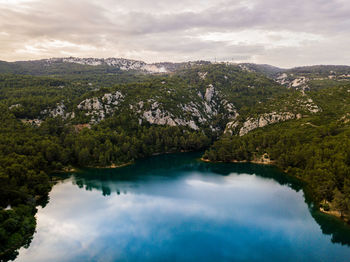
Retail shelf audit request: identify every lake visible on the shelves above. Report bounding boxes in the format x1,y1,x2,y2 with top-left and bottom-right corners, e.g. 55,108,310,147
14,153,350,262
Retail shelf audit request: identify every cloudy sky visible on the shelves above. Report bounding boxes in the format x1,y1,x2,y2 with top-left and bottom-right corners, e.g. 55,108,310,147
0,0,349,67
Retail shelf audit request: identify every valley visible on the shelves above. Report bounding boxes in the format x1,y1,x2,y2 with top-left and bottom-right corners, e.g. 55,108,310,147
1,57,350,261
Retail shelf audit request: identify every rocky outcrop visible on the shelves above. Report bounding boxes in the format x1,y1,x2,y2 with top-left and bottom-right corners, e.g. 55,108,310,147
9,104,22,110
225,121,239,134
202,84,222,117
240,112,297,136
226,112,299,136
198,72,208,80
135,83,239,131
143,109,177,126
20,119,43,126
222,99,239,119
41,102,67,118
204,84,215,102
180,103,206,123
77,91,124,123
275,73,310,91
50,102,66,118
140,100,200,130
297,93,322,113
142,108,200,130
78,91,123,111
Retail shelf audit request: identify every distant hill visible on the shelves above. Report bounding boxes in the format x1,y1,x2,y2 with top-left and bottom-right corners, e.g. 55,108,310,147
237,63,285,77
0,57,210,76
1,58,349,91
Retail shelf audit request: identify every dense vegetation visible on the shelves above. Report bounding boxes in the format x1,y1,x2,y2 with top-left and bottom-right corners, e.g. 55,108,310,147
1,60,350,260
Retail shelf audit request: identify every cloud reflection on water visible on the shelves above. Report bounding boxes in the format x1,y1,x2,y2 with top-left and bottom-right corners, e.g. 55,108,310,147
15,154,350,262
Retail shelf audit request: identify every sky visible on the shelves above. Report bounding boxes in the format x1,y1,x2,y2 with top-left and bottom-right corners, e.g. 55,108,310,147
0,0,349,68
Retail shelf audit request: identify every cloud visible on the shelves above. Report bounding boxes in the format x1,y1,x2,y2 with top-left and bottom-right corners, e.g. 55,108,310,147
0,0,349,67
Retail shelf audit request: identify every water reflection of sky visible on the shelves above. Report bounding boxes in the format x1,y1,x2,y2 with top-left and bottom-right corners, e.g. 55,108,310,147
16,164,350,262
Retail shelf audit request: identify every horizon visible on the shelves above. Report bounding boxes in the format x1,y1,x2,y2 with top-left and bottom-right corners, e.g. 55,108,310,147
2,56,350,70
0,0,350,67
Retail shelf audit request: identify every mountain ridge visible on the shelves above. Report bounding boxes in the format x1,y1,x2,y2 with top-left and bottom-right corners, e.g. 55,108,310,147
2,56,350,76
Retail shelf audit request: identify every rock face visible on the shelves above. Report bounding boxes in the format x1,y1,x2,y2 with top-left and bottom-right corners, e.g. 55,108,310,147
50,103,66,118
222,99,238,119
41,102,67,118
298,97,321,113
239,112,296,136
143,109,177,126
205,84,215,102
139,100,202,130
9,104,21,110
77,91,124,123
130,84,237,131
275,73,310,91
225,112,297,136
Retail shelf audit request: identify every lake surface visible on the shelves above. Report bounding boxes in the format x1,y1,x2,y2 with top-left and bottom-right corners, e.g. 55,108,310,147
15,153,350,262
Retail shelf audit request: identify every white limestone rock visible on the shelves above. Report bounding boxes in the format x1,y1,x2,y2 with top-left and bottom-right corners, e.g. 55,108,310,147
275,73,310,91
297,95,322,113
20,119,43,126
222,100,238,118
77,91,124,123
204,84,215,102
239,112,296,136
198,72,208,80
141,101,200,130
41,102,66,118
224,121,239,134
78,97,103,111
9,104,22,110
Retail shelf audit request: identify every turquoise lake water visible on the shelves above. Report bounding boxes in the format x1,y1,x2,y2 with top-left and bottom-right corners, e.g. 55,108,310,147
15,153,350,261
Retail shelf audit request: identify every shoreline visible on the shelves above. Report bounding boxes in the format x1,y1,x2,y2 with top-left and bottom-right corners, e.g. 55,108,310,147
81,161,134,169
319,207,350,223
58,153,347,224
201,156,348,224
58,162,134,172
319,208,343,219
108,162,133,169
200,157,275,165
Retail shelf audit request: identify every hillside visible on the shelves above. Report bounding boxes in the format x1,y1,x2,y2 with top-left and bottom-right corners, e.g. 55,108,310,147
2,63,294,131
